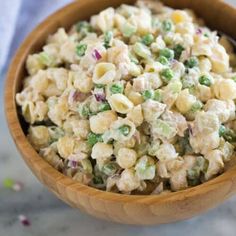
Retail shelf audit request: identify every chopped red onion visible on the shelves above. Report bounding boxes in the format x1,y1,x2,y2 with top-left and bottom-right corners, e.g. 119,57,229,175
181,48,191,62
94,93,106,102
196,28,202,35
93,87,106,102
68,90,89,104
18,215,31,227
170,58,178,65
92,49,102,61
188,124,193,136
133,131,141,145
68,160,78,169
13,182,23,192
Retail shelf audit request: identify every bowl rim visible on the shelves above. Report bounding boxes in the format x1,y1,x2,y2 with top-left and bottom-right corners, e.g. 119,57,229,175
4,0,236,205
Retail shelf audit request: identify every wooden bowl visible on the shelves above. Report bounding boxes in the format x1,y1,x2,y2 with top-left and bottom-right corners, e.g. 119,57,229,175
5,0,236,225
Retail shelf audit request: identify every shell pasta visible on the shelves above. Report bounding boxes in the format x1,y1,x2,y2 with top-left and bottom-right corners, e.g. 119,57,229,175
16,0,236,195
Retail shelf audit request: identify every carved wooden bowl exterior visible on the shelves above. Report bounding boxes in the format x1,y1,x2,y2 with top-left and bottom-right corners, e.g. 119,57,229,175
5,0,236,225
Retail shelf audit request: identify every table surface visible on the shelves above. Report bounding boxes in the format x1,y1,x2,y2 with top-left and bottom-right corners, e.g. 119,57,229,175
1,1,236,235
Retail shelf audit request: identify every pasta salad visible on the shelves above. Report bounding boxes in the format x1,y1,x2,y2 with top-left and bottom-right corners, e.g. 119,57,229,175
16,0,236,194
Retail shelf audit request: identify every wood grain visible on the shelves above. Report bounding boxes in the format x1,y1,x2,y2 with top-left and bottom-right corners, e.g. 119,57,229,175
4,0,236,225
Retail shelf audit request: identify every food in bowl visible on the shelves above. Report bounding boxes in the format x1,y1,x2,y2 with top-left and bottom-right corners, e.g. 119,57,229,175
16,0,236,195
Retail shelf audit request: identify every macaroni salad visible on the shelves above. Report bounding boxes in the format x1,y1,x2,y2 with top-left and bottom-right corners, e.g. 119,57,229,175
16,0,236,194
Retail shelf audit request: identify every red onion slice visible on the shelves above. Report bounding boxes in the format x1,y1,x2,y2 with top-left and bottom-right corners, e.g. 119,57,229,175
68,89,90,104
92,49,102,61
18,215,31,227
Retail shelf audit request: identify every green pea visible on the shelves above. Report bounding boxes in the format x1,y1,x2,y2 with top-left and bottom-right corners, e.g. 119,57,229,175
176,132,193,156
187,169,201,186
99,102,111,112
79,105,90,118
92,176,104,185
184,57,199,68
173,44,185,60
158,56,169,65
141,33,154,46
231,76,236,82
196,156,209,173
181,76,195,89
198,75,212,87
190,101,203,112
219,125,226,137
87,132,103,146
119,125,131,136
142,90,154,101
219,125,236,142
110,84,124,94
162,20,173,32
104,31,113,49
159,48,174,60
76,44,87,57
76,21,93,33
160,68,174,83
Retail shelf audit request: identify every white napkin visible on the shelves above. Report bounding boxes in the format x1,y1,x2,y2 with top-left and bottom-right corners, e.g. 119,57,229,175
0,0,22,71
0,0,71,74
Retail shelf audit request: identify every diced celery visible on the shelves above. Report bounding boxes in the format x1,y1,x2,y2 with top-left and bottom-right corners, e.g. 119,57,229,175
48,126,65,142
102,162,119,176
129,52,139,64
39,52,54,67
81,159,93,174
3,178,15,189
135,156,156,180
104,31,113,48
121,22,137,37
153,89,163,102
133,42,151,59
231,76,236,82
154,119,176,139
168,81,182,93
78,104,90,118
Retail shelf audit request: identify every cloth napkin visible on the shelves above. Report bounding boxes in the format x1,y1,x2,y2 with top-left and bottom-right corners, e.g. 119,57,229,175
0,0,72,75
